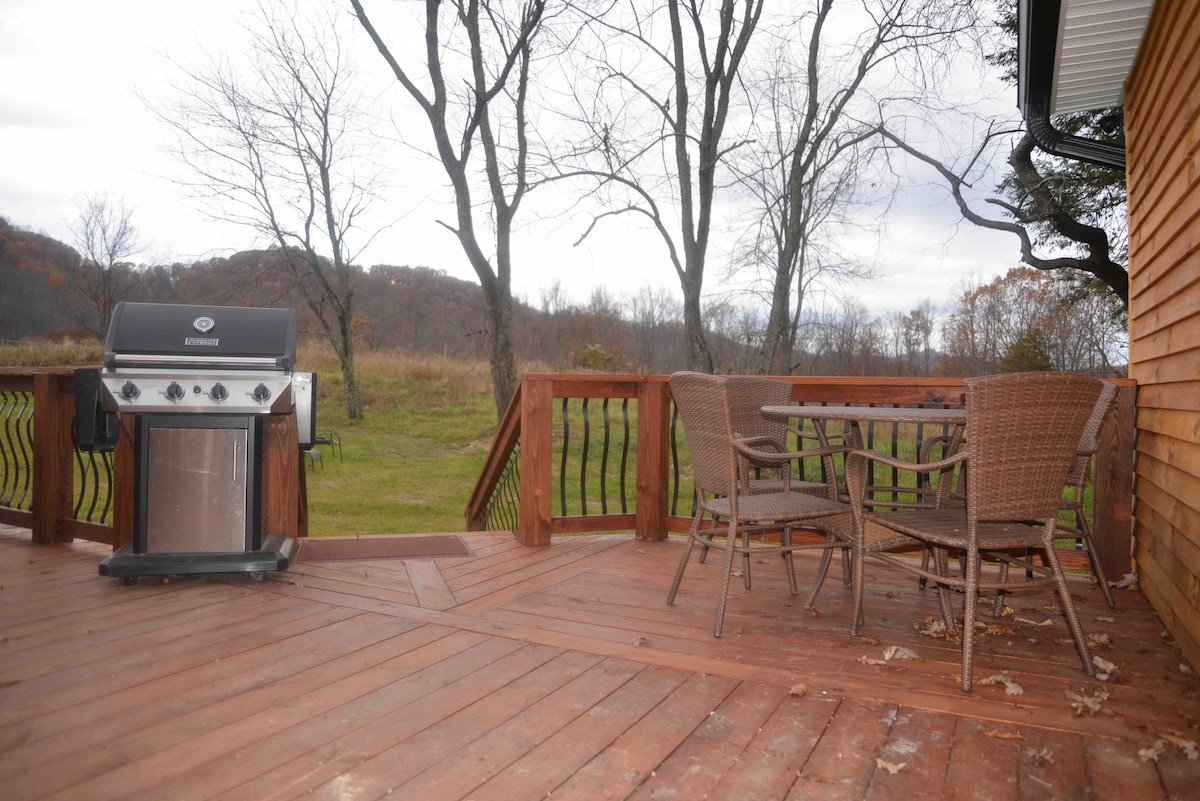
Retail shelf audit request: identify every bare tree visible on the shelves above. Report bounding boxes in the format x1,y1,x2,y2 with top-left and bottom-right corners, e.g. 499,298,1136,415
152,0,377,418
554,0,765,373
873,6,1128,310
877,125,1129,306
68,192,142,337
351,0,546,418
730,0,979,375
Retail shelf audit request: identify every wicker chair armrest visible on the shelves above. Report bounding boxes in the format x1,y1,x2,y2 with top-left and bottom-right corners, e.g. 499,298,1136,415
732,438,851,464
845,448,967,513
735,435,786,453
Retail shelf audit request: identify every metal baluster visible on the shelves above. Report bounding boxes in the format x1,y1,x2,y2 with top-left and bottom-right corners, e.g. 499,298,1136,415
559,397,569,517
0,392,14,506
599,398,610,516
579,398,590,516
619,398,629,514
15,392,33,508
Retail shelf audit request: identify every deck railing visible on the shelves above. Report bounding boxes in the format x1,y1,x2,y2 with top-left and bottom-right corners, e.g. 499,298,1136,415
465,373,1137,581
0,368,116,546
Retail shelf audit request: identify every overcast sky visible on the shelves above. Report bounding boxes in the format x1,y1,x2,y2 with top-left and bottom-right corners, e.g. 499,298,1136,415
1,0,1025,317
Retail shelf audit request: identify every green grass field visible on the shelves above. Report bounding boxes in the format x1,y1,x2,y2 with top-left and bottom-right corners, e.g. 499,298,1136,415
296,343,499,536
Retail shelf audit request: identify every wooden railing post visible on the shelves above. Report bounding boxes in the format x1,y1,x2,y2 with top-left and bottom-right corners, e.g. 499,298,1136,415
518,378,554,546
111,415,136,549
31,373,74,545
635,378,669,541
1093,382,1137,581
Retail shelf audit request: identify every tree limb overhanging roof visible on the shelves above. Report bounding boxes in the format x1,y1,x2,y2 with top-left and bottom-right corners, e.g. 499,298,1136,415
1017,0,1154,170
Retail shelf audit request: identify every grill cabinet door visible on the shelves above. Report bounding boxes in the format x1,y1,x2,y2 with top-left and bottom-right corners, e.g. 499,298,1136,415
144,426,249,553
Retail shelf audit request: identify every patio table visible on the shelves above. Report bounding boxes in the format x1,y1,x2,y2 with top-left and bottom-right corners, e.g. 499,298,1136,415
761,404,967,509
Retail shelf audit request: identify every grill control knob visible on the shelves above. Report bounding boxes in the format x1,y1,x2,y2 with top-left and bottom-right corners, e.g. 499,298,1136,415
252,383,272,403
210,382,228,401
165,381,185,401
120,381,140,400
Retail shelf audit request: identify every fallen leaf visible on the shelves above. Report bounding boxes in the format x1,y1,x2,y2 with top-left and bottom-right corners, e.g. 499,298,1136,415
981,727,1026,741
919,619,949,638
861,636,881,646
1087,632,1113,649
810,607,824,617
1066,687,1111,716
1015,617,1053,627
1024,747,1055,766
1095,616,1114,623
1092,656,1116,674
1172,738,1200,760
979,675,1025,695
882,646,922,662
1139,739,1168,763
789,683,807,697
858,656,888,667
875,759,905,774
631,636,650,647
1110,571,1138,589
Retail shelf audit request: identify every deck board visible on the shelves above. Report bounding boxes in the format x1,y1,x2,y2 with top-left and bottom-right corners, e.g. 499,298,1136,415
1,524,1198,800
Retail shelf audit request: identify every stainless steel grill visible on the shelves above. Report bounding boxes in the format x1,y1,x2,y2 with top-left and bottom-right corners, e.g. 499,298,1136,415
88,302,302,584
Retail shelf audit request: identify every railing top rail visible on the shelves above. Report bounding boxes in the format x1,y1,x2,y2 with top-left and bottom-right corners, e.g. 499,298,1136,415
0,367,80,377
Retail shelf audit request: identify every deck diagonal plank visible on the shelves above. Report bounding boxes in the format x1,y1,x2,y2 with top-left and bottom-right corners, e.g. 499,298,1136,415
0,607,402,775
2,525,1200,800
42,630,511,801
229,649,607,801
376,657,657,801
152,642,571,801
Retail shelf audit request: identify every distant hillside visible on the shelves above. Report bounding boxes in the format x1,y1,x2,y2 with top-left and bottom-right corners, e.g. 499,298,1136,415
0,217,692,372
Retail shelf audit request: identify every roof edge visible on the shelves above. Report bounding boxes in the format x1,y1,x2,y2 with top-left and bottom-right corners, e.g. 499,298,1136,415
1017,0,1127,171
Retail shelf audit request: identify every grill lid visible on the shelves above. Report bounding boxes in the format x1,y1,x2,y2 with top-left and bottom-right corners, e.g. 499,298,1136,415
104,302,297,371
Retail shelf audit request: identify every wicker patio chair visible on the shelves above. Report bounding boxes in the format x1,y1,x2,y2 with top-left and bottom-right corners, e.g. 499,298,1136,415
1057,380,1119,608
711,375,853,587
916,382,1119,605
845,372,1105,692
667,372,854,638
724,375,845,500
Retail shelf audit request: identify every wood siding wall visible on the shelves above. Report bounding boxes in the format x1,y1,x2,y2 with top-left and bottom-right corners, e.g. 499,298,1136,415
1125,0,1200,670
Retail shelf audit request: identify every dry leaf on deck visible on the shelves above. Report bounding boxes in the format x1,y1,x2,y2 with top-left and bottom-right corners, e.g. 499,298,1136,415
1139,739,1169,763
1066,687,1111,715
882,646,922,662
789,683,807,697
1015,617,1053,627
858,656,888,667
631,636,650,647
1111,571,1138,589
979,675,1025,695
1092,655,1116,674
981,727,1026,741
875,759,905,774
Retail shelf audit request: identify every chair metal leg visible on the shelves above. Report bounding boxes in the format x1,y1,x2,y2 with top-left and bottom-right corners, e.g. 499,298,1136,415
666,517,702,606
781,525,798,597
933,547,958,632
960,547,981,692
1043,543,1097,678
1078,514,1116,609
712,523,742,638
742,529,753,590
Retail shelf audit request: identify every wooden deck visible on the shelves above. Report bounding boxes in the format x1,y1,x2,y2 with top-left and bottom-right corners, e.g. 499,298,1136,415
2,524,1198,800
